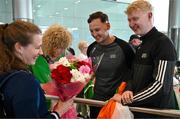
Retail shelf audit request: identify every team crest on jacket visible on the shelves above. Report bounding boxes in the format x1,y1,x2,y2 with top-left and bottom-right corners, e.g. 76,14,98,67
141,53,147,59
110,54,116,58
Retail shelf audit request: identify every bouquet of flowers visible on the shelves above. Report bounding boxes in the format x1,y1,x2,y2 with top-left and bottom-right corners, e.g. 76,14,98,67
42,56,94,119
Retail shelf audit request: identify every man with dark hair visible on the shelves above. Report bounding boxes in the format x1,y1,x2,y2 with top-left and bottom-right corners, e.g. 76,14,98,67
87,11,134,118
87,11,109,23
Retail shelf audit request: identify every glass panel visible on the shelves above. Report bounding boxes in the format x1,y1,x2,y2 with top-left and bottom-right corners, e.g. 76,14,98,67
32,0,133,53
0,0,13,23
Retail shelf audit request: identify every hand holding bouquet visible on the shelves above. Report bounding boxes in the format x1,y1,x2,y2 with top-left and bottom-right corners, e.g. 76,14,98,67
42,56,94,119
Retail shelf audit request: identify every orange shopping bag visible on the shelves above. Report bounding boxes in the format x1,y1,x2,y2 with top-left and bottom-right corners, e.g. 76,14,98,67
97,82,127,119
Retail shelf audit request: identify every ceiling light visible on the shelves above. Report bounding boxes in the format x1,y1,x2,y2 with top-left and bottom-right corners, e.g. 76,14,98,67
68,27,78,31
75,0,80,4
64,8,68,10
0,22,4,24
55,12,59,14
37,5,41,8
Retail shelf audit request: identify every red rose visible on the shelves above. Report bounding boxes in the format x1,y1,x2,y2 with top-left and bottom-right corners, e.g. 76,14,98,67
76,61,91,68
51,65,72,84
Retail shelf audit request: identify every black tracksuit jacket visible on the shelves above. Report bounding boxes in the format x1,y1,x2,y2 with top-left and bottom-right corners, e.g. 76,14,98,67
127,27,177,116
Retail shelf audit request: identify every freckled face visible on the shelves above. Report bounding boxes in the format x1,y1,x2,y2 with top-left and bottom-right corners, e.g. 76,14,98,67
127,10,151,36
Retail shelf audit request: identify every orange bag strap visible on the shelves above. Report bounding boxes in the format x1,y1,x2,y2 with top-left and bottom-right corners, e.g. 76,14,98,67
118,82,127,95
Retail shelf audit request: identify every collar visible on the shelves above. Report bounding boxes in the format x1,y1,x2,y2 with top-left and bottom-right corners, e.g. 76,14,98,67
140,27,158,42
98,36,117,47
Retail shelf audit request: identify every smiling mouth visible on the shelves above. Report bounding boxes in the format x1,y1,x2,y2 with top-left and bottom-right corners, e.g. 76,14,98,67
132,26,137,31
95,38,100,41
131,25,138,31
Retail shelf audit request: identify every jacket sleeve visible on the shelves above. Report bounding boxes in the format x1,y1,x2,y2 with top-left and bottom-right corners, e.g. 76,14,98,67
5,72,59,118
132,60,175,104
87,41,97,57
117,39,135,91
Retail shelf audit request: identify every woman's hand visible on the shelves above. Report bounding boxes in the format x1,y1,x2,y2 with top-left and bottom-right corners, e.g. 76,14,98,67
53,98,74,116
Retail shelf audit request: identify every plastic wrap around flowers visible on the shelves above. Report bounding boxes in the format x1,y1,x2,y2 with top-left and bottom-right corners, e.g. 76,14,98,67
42,56,94,119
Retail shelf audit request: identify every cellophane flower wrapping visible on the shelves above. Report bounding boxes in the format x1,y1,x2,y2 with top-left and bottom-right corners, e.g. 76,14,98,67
42,56,94,119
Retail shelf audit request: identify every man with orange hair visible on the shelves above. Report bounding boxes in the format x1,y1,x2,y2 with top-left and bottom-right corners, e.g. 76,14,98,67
112,0,177,118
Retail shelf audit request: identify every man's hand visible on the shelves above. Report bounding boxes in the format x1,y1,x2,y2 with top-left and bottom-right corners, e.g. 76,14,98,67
121,91,133,104
111,94,122,103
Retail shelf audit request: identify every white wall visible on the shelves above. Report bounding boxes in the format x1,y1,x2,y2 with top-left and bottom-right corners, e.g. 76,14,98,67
149,0,169,32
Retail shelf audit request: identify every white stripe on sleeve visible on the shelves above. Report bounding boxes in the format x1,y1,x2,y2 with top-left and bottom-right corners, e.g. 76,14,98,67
133,60,167,101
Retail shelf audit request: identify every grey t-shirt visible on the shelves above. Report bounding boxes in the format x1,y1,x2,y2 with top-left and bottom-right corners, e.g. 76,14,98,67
89,37,131,101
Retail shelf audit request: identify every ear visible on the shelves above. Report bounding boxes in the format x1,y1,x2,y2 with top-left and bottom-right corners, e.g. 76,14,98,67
14,42,23,54
106,22,110,30
148,12,152,19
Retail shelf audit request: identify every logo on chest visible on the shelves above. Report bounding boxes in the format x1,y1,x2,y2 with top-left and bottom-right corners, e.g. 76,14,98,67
141,53,148,59
110,54,116,59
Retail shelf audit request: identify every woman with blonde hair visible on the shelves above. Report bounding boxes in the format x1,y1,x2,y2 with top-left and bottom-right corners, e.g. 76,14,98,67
42,24,72,62
30,24,72,83
30,24,73,111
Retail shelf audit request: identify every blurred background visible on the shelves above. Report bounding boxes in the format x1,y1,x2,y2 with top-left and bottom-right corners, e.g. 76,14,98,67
0,0,171,54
